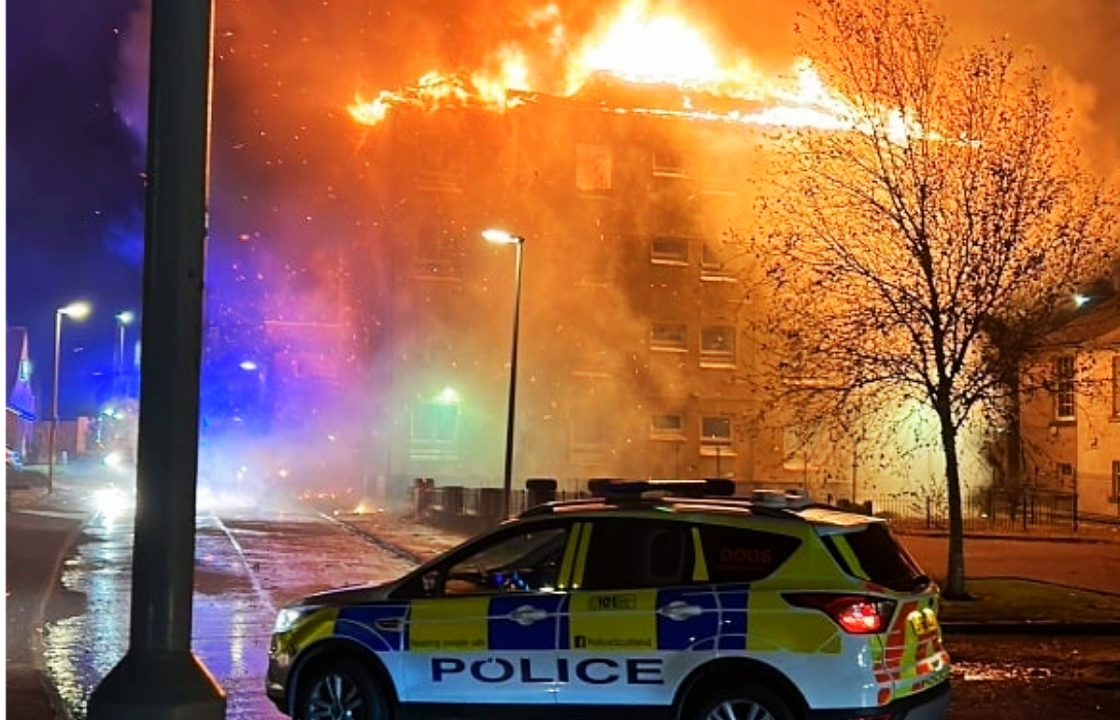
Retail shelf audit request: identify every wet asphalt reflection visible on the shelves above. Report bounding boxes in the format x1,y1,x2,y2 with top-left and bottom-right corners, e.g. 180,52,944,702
42,501,414,719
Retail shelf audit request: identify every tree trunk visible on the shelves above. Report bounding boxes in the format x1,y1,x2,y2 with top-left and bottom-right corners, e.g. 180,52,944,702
1006,370,1026,510
937,403,969,598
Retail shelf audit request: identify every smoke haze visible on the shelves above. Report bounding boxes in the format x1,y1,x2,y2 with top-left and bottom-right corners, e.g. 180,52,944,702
107,0,1117,502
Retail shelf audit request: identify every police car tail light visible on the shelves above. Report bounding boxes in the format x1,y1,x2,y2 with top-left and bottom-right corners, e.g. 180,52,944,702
783,593,895,635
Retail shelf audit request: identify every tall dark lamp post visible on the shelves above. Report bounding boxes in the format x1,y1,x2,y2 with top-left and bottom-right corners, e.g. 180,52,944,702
483,228,525,518
87,0,226,715
49,300,91,493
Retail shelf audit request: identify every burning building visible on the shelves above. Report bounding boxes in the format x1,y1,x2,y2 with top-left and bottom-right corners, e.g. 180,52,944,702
331,2,868,499
207,0,1102,504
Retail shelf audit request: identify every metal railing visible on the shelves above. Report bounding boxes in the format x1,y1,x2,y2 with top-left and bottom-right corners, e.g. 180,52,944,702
407,477,1118,535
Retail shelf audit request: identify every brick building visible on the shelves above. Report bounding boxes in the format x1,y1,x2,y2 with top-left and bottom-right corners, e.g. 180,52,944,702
345,81,863,498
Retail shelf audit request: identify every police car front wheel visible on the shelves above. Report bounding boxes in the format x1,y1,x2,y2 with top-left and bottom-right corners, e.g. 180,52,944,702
693,683,796,720
298,658,387,720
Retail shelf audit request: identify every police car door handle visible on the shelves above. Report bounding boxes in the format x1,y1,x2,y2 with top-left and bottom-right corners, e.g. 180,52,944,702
375,618,404,633
658,601,703,622
509,605,549,627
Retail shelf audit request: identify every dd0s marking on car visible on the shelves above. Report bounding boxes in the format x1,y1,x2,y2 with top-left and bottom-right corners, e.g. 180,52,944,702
267,479,950,720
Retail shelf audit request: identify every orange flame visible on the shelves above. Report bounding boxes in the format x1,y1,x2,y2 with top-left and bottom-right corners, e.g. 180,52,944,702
566,1,724,91
348,0,932,141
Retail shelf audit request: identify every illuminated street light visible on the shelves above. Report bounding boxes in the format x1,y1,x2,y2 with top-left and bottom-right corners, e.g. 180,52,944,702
115,310,135,385
1073,293,1090,308
49,301,92,493
482,228,523,246
483,228,525,518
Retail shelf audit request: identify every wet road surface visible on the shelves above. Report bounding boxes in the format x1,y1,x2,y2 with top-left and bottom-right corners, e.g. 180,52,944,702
42,499,413,719
946,635,1120,719
39,500,1120,719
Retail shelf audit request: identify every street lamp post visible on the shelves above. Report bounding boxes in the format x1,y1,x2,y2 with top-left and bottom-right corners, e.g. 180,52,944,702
49,301,91,494
116,311,135,375
115,311,136,397
483,229,525,519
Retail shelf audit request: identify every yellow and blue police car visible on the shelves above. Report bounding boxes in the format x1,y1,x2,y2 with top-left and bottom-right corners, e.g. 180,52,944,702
267,480,950,720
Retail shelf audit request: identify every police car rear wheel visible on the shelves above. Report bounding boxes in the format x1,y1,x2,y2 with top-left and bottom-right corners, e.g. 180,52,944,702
694,683,795,720
300,658,386,720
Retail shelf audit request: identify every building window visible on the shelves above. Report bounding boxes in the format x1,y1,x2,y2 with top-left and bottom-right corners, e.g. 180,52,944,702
651,413,685,440
650,236,688,265
577,240,614,287
700,242,732,280
414,219,463,279
700,415,732,454
1053,355,1075,420
700,326,736,366
570,413,606,456
1057,462,1074,490
1112,461,1120,503
416,137,465,192
652,146,686,177
650,323,688,352
1112,356,1119,418
410,402,459,460
576,143,613,192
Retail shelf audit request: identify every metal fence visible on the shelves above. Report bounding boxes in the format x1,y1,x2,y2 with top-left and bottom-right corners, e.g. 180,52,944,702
408,478,1116,535
868,489,1085,532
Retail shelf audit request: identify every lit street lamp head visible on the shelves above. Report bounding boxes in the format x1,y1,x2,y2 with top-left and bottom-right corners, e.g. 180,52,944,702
482,228,524,245
59,301,92,320
116,310,136,325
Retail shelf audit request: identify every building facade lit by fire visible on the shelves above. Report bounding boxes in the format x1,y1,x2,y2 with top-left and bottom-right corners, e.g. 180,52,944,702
348,76,856,497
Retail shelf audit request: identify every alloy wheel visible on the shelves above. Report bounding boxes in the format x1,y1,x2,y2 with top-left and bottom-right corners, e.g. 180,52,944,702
704,699,777,720
306,671,366,720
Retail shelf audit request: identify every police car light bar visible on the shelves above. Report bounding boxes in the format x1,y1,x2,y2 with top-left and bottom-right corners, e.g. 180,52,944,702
749,488,813,509
587,478,736,499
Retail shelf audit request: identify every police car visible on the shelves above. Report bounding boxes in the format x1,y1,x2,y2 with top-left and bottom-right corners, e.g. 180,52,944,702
267,480,950,720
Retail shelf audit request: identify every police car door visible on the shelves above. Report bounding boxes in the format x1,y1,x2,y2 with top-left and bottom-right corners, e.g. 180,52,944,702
560,518,718,708
399,521,573,708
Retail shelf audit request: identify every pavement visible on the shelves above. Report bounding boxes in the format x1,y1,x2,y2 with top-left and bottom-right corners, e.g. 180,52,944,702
6,460,122,719
8,461,1120,720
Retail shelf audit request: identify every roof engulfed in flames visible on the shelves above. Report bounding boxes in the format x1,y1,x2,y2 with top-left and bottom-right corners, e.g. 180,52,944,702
348,0,863,133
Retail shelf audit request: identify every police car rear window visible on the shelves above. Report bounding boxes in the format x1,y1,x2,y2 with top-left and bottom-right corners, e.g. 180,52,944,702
697,525,801,582
835,523,927,592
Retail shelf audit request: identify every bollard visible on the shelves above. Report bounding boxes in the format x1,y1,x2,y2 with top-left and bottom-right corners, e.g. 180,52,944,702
443,485,465,517
478,487,505,526
413,478,435,519
525,478,557,509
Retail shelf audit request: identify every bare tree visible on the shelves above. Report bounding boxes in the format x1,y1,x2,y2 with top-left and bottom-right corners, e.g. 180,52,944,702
741,0,1115,597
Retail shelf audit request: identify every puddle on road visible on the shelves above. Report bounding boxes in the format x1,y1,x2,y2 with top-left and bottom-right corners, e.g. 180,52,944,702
953,663,1055,682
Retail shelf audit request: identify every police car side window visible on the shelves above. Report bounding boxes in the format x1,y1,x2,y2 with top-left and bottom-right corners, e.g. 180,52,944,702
581,520,692,590
441,526,568,596
697,525,801,583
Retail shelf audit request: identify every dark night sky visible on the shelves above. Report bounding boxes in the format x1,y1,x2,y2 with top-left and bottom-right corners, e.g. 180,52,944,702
6,0,146,417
